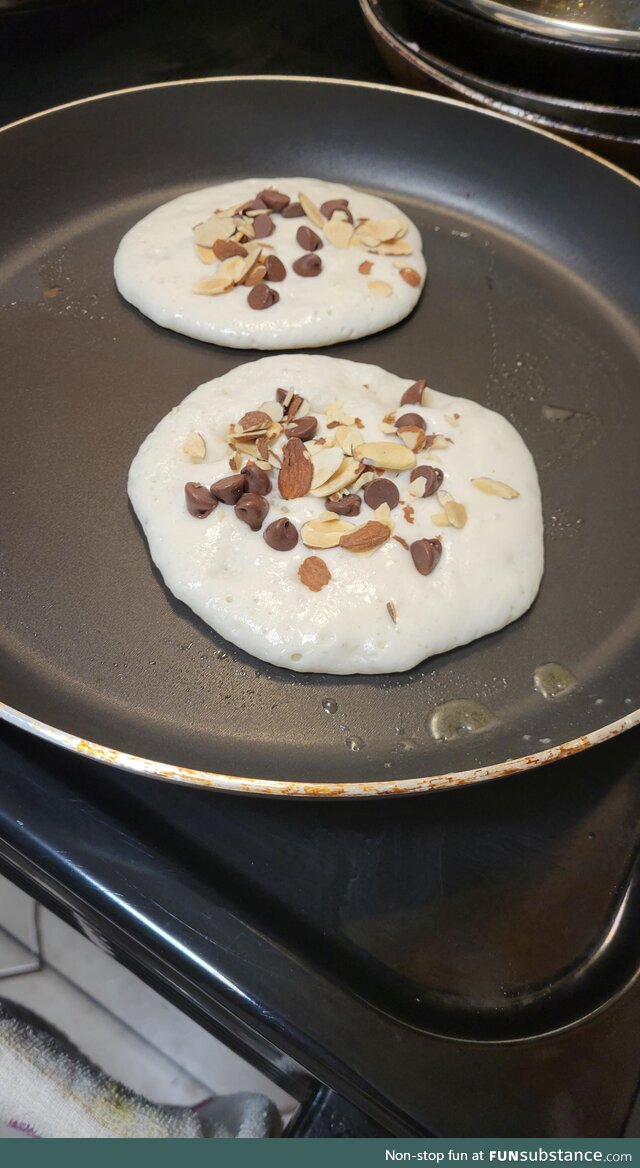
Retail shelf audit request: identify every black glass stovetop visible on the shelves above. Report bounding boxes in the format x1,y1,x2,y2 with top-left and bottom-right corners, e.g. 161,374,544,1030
1,0,639,1139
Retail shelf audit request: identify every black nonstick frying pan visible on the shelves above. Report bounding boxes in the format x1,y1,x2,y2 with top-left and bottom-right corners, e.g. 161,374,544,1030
1,77,639,796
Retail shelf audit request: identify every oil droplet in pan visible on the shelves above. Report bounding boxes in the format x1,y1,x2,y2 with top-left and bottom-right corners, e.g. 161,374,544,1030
428,700,497,742
322,698,338,715
345,736,365,752
533,663,576,699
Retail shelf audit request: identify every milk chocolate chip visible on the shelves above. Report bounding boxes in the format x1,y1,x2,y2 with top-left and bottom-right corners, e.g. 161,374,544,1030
285,416,318,442
263,517,299,551
320,198,351,221
281,201,304,218
363,478,400,511
257,188,290,212
410,538,442,576
213,238,248,260
326,493,361,517
235,492,269,531
396,412,426,430
400,378,427,406
247,284,279,310
409,465,443,497
252,214,274,239
292,253,322,277
264,254,286,282
296,226,323,251
211,473,246,505
242,462,271,495
185,482,217,518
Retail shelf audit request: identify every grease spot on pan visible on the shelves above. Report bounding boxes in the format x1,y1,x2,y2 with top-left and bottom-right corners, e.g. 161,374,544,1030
428,700,497,742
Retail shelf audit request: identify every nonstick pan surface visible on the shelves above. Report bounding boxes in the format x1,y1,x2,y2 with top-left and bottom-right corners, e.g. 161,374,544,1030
1,77,639,796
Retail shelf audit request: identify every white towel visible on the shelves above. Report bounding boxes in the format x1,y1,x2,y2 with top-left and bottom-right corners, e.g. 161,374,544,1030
0,997,279,1138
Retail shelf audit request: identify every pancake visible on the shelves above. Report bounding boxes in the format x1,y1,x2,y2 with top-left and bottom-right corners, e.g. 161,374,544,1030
128,355,544,674
114,178,426,349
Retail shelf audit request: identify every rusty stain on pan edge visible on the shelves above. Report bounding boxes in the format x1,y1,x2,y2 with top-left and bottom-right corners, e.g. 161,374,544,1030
0,700,637,798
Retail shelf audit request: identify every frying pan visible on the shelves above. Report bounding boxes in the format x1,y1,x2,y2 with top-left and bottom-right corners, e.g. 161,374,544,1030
1,77,639,797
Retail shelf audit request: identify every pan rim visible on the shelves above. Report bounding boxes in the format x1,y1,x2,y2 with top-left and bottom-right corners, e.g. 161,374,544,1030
2,700,638,797
1,75,639,796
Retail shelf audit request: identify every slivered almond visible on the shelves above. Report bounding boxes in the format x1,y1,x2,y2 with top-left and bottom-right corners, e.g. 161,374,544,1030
301,516,354,549
399,266,422,286
278,437,313,499
196,245,216,265
367,280,392,298
324,218,354,249
471,477,520,499
298,191,324,228
358,260,374,275
339,520,391,554
298,556,331,592
438,490,468,528
354,441,416,471
182,431,206,462
310,456,360,498
310,446,345,490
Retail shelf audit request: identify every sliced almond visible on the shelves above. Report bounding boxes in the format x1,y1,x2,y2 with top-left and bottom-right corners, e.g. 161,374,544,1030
367,280,392,298
471,477,520,499
428,434,452,451
397,426,426,453
444,414,460,427
334,425,355,455
358,260,374,275
310,446,345,490
408,476,427,499
324,218,354,249
373,502,393,529
379,422,398,435
301,516,354,549
431,512,451,527
193,216,236,247
278,437,313,500
438,490,468,528
298,191,324,228
310,456,360,498
399,266,422,286
259,400,285,423
339,520,391,554
351,468,375,493
232,216,256,240
192,275,233,296
325,400,355,427
182,431,206,462
386,601,398,624
237,410,273,433
229,450,243,472
298,556,331,592
361,217,406,243
372,240,413,256
214,203,244,218
353,441,416,471
306,437,334,458
195,244,216,265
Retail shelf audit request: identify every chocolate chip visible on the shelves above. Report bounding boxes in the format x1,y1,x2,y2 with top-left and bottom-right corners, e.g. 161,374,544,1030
409,465,443,496
292,253,322,277
263,517,299,551
296,225,323,251
238,198,268,213
252,214,274,239
211,473,246,505
326,493,361,517
321,198,349,218
400,378,427,406
363,478,400,511
281,201,304,218
212,238,248,260
185,482,217,518
247,284,280,310
410,538,442,576
257,188,290,212
264,254,286,282
242,462,271,495
235,492,269,531
396,412,426,430
285,416,318,442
